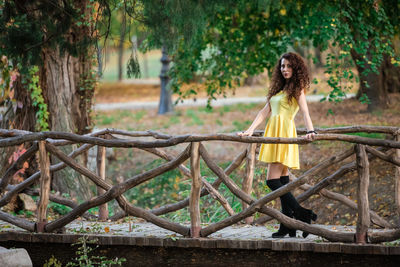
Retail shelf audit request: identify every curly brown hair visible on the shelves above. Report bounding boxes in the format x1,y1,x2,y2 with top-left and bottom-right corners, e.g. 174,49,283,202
267,52,310,104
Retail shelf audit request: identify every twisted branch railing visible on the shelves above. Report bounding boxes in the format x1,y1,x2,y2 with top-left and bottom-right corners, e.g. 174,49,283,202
0,126,399,244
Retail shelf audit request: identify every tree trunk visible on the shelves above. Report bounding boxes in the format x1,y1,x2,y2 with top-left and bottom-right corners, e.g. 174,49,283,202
118,13,127,81
0,0,95,200
40,47,92,200
314,46,323,68
97,44,103,78
40,0,94,200
381,54,400,94
142,53,149,78
158,46,173,114
351,49,389,111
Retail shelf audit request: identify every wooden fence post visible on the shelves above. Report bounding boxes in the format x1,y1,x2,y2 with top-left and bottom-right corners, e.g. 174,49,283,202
97,135,109,221
242,143,257,224
189,142,201,237
355,144,370,244
37,141,51,232
395,132,400,223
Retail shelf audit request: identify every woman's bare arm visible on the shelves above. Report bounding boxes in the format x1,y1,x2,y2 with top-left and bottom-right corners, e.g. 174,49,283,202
297,89,316,140
237,102,271,136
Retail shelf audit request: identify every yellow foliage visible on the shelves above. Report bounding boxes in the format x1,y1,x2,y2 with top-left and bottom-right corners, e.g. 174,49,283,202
173,183,179,190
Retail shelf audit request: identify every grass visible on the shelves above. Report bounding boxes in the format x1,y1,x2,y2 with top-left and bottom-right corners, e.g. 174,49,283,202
235,103,258,113
134,110,147,121
168,116,180,125
94,101,261,131
346,132,385,139
97,114,116,125
185,109,204,126
49,202,72,215
320,124,386,139
219,105,232,116
96,110,148,127
197,106,215,114
232,120,252,132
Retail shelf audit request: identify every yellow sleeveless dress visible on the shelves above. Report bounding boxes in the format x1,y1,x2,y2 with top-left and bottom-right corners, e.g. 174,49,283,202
258,90,300,169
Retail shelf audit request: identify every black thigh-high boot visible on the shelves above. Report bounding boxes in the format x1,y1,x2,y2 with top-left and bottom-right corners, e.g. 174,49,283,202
267,178,317,238
281,175,318,238
279,176,296,237
266,178,296,238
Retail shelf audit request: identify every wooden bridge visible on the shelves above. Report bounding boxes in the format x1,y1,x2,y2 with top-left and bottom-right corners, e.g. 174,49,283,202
0,126,399,265
1,220,400,266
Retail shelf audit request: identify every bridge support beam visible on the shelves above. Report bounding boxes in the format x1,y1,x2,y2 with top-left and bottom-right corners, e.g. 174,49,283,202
37,141,51,232
355,144,370,244
242,143,257,224
395,132,400,225
97,135,109,221
190,142,201,237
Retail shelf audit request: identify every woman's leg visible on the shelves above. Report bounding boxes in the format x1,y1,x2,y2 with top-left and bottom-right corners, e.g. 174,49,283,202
281,166,289,176
266,163,317,238
266,163,295,237
267,163,285,180
277,166,296,236
279,167,317,237
280,166,289,184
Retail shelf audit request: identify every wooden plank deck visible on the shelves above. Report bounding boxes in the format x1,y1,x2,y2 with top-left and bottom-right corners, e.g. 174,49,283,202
0,220,400,266
0,220,399,255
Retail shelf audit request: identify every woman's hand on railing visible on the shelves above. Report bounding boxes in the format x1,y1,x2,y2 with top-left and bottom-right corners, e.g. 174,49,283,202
237,129,254,137
305,130,317,141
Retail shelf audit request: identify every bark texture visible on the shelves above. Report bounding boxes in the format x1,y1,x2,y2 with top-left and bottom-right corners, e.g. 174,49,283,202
40,46,92,200
351,50,394,111
355,144,370,244
37,0,95,200
382,54,400,94
1,0,96,200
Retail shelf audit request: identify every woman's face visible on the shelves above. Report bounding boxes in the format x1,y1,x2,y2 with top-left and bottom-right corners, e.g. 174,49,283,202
280,58,293,79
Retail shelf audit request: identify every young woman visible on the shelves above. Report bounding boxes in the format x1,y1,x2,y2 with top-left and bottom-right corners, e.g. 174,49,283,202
238,52,317,238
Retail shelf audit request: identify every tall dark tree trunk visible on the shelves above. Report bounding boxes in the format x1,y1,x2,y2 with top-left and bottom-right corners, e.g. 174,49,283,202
314,46,324,68
118,13,127,81
244,75,256,86
351,49,389,111
294,45,312,72
158,46,173,114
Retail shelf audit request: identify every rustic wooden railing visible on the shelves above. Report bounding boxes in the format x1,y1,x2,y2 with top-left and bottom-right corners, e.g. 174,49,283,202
0,126,399,244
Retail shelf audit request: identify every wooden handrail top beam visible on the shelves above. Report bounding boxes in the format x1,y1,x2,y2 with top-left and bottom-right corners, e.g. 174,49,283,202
1,125,398,139
297,125,399,134
1,131,400,149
